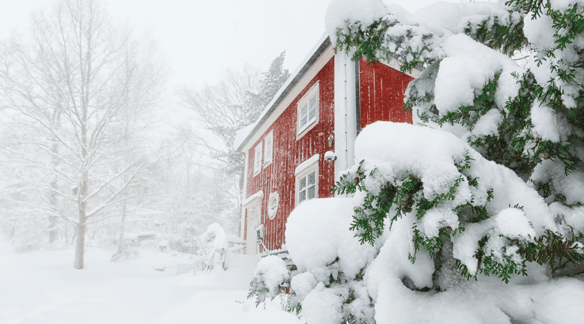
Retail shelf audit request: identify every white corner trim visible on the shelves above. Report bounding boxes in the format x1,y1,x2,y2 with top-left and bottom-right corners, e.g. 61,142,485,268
295,154,320,175
243,190,264,206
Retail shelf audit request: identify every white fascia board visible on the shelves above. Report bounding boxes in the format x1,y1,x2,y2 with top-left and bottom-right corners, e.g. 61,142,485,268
240,150,249,239
238,34,333,153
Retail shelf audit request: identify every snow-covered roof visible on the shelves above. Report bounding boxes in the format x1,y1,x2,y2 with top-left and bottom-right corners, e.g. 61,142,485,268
234,33,331,152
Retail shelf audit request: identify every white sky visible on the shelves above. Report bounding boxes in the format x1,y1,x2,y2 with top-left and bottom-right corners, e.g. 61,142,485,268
0,0,453,92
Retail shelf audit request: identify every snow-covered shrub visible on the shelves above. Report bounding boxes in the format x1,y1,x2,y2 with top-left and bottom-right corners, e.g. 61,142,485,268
248,255,291,307
326,0,584,281
280,122,584,324
286,198,377,323
336,122,579,282
269,0,584,322
197,223,228,272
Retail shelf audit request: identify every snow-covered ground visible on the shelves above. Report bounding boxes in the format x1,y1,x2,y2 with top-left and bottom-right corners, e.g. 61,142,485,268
0,242,302,324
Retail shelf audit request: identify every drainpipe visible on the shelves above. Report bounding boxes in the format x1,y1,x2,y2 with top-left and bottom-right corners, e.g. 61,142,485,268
344,53,349,170
334,49,358,180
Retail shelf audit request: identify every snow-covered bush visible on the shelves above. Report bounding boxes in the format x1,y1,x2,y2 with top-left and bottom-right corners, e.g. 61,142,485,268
286,198,377,323
279,122,584,324
328,0,584,278
252,0,584,323
248,255,291,306
197,223,228,272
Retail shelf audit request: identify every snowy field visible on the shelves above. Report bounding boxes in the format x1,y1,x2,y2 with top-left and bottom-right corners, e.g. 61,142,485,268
0,242,302,324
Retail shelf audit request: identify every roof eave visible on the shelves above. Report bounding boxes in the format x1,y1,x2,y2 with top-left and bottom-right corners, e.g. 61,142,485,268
236,36,332,152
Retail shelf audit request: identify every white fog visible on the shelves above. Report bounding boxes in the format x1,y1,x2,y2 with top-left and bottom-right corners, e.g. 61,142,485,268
2,0,584,324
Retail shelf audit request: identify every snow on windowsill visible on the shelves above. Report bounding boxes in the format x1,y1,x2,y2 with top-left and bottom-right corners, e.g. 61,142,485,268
243,190,264,206
295,154,320,175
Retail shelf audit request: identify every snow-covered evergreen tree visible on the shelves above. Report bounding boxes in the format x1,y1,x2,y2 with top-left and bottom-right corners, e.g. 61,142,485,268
250,1,584,323
247,51,290,119
182,52,290,177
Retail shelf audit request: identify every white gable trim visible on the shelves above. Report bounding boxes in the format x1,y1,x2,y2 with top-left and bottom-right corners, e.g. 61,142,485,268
240,43,334,153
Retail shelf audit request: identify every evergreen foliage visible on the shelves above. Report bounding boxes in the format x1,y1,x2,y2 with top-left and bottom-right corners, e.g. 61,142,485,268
332,0,584,284
249,1,584,322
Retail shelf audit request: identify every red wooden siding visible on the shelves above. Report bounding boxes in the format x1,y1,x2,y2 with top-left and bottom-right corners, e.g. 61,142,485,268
359,58,414,129
244,57,335,250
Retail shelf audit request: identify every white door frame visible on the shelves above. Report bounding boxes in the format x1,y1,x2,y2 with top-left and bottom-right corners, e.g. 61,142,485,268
244,197,262,255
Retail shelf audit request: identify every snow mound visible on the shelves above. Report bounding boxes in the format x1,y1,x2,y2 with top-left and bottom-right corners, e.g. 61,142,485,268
201,223,228,251
286,197,377,283
254,256,289,297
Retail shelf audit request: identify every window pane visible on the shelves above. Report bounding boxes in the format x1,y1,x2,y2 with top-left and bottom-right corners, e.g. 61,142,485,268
301,104,307,118
309,95,317,110
308,171,315,185
300,115,307,127
299,177,306,190
265,139,272,162
309,107,316,121
299,190,306,203
308,186,315,199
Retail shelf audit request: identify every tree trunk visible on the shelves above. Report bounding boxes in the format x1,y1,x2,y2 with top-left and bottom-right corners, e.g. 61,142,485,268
73,217,86,269
74,176,88,269
116,201,127,253
48,177,58,244
48,123,60,244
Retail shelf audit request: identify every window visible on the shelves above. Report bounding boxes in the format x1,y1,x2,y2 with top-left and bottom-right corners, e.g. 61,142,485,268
298,170,316,204
253,144,262,175
296,157,318,205
264,131,273,167
297,82,319,137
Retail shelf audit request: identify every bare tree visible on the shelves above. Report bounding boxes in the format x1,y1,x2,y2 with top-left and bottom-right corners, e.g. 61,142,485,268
0,0,164,269
181,52,289,176
180,53,289,236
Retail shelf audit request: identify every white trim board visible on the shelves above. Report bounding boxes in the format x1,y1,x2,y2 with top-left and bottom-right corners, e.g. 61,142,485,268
240,43,334,154
243,190,264,206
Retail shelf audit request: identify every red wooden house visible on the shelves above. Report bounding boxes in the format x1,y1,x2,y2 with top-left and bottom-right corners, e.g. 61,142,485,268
235,35,418,254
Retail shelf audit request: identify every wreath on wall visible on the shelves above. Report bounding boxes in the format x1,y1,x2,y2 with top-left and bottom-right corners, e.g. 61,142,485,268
267,192,279,220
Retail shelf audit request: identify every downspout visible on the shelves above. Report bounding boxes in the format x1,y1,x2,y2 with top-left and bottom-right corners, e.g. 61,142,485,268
344,53,349,170
334,49,358,179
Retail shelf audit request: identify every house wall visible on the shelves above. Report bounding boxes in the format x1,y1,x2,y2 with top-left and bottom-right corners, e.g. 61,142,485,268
359,57,414,129
244,57,336,251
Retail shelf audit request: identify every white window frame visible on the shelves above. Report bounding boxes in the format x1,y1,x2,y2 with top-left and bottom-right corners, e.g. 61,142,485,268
253,143,262,176
296,163,318,206
263,131,273,168
297,82,319,139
